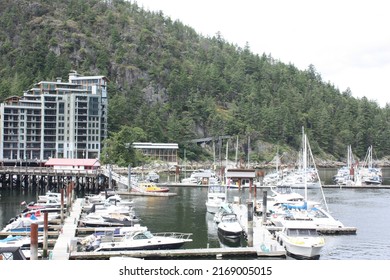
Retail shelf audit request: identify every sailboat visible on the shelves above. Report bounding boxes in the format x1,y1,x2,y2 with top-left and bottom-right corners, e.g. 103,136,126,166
356,146,382,185
275,135,321,189
333,145,356,186
269,128,344,230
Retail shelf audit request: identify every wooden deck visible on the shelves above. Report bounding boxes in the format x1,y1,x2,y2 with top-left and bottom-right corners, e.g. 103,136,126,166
69,246,285,260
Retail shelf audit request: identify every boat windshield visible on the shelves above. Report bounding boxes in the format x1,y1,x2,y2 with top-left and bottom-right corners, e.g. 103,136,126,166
208,185,226,193
132,231,154,240
287,228,319,237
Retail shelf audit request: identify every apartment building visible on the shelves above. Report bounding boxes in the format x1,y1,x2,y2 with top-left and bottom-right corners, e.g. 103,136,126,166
0,71,108,165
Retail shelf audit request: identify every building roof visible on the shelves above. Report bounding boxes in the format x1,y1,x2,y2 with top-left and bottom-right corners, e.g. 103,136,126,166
45,158,100,167
132,142,179,149
226,168,256,178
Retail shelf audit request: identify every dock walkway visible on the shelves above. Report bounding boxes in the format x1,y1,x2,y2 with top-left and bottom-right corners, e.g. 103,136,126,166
230,203,285,255
50,198,83,260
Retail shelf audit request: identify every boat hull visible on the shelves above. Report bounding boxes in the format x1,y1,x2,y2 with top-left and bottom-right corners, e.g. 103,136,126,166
277,228,325,259
217,226,242,240
283,242,323,259
95,241,187,252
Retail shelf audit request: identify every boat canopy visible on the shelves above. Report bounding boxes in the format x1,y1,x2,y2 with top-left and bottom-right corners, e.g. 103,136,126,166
282,201,307,210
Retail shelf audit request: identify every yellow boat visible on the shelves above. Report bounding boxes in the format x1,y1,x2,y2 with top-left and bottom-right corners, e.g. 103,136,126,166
138,182,169,193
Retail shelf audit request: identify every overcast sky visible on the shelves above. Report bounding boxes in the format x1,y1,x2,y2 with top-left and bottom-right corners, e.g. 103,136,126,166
132,0,389,107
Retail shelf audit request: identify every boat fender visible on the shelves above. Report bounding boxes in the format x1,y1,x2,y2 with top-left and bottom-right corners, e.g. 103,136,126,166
260,243,270,253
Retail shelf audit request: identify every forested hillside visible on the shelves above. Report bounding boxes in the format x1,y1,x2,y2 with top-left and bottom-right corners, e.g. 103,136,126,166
1,0,389,166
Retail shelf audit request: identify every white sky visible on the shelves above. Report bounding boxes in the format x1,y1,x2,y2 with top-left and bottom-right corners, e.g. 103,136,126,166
133,0,390,107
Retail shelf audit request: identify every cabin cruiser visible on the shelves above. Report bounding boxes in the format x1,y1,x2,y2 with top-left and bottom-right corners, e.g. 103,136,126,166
276,221,325,259
205,184,227,214
78,224,193,252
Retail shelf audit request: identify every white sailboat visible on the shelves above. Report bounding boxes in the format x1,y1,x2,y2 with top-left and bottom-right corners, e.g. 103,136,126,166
270,128,344,232
356,145,382,185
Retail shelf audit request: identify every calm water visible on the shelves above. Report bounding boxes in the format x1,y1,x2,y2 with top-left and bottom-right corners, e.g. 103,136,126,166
1,168,390,260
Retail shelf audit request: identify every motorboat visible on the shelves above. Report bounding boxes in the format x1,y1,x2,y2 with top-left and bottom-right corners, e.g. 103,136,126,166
25,198,63,210
276,222,325,259
83,202,135,216
217,213,243,240
0,247,28,260
38,191,67,204
85,190,120,204
136,182,169,193
181,169,220,185
82,196,134,213
2,215,45,233
0,235,44,249
80,224,193,252
145,171,160,183
205,184,227,214
213,203,234,224
78,212,140,227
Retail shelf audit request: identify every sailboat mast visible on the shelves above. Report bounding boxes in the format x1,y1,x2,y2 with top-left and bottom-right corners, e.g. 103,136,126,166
303,132,307,201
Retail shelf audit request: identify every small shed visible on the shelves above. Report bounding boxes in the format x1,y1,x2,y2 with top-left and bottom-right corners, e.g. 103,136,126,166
44,158,100,170
225,168,256,189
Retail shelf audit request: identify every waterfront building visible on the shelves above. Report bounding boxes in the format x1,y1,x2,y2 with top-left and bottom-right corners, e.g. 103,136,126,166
45,158,100,171
0,71,108,166
132,142,179,165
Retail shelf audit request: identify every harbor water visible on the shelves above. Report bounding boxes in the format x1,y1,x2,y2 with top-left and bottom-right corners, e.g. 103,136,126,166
1,168,390,260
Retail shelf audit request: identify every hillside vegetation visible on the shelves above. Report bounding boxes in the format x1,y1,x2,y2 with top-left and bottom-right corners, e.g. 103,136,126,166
1,0,389,167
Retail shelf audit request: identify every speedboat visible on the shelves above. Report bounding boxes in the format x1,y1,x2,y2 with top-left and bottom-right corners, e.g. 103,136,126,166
81,225,193,252
276,222,325,259
205,184,227,214
0,235,44,249
2,215,45,233
213,203,234,223
217,213,243,240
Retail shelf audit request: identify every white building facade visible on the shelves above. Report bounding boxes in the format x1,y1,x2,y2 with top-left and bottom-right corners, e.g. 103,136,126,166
0,71,108,165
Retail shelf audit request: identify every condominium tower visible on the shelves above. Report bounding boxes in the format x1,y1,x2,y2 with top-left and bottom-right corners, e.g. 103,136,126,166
0,71,108,166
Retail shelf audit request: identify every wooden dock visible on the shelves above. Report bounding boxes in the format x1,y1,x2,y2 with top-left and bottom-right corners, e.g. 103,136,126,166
50,198,83,260
322,184,390,189
69,246,284,260
42,197,285,260
116,190,177,197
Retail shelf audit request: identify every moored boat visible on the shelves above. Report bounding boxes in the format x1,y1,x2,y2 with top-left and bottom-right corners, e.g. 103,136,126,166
205,184,227,214
276,222,325,259
79,224,192,252
217,213,243,240
136,182,169,193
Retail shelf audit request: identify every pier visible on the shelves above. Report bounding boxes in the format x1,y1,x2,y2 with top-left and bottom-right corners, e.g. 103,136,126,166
0,166,103,192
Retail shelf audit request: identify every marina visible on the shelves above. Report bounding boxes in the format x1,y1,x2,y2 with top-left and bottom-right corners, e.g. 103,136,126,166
1,167,390,260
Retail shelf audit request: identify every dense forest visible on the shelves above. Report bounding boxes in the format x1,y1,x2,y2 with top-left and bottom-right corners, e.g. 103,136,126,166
0,0,389,167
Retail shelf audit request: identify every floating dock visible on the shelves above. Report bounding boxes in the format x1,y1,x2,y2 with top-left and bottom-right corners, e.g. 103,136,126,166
44,197,286,260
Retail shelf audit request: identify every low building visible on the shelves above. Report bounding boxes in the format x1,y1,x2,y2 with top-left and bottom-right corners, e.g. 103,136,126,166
44,158,100,170
132,142,179,165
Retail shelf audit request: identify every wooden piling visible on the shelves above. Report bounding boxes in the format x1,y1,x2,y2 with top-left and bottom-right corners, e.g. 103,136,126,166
60,188,64,223
262,190,267,225
30,223,38,260
247,200,253,247
43,212,49,258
